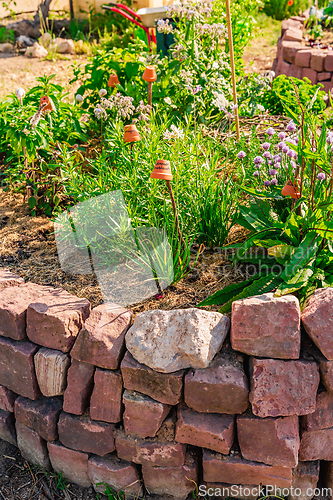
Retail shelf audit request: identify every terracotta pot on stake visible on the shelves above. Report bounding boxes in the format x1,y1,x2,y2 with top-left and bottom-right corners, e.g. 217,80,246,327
142,66,157,108
225,0,240,140
124,124,141,161
150,160,186,251
108,73,120,88
39,95,53,113
281,179,301,199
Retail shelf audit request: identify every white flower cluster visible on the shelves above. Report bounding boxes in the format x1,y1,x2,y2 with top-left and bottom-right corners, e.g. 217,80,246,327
30,102,47,128
157,19,174,34
212,91,229,111
136,100,152,122
94,104,107,120
196,22,226,38
179,69,195,86
167,0,214,20
163,124,185,141
100,94,135,120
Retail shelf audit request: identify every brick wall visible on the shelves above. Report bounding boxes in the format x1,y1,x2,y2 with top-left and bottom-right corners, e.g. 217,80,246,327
0,268,333,499
272,15,333,94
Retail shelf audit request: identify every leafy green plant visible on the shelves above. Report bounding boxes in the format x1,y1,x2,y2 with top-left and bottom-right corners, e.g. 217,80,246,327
263,0,309,20
0,26,14,43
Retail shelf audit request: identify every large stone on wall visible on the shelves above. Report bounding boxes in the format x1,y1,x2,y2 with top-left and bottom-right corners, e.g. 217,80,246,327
302,288,333,360
0,385,17,412
249,358,319,417
325,53,333,72
295,49,312,68
0,336,40,399
0,283,44,340
26,287,90,353
203,450,292,487
47,441,91,488
58,411,115,456
231,293,300,359
281,19,303,33
311,51,327,72
15,396,62,441
319,357,333,393
289,461,320,500
302,67,318,85
0,409,17,446
299,427,333,461
63,359,95,415
125,308,230,373
90,368,123,423
0,269,24,291
88,455,142,497
16,421,50,469
123,390,171,439
322,461,333,492
71,303,132,370
114,428,186,467
282,28,303,42
34,347,70,397
142,451,198,500
184,351,249,414
121,351,184,405
302,391,333,431
237,414,299,467
175,404,235,455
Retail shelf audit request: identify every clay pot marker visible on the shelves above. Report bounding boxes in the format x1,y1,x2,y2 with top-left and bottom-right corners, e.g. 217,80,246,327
225,0,240,141
282,179,301,199
108,73,120,88
142,66,157,108
124,124,141,160
150,159,185,250
39,95,53,113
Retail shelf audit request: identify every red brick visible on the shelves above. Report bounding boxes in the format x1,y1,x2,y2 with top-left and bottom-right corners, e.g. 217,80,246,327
203,450,292,487
71,304,132,370
63,359,95,415
175,404,234,455
325,53,333,72
0,269,23,291
282,29,303,43
231,293,300,359
317,72,332,81
123,390,171,438
280,60,291,77
249,358,319,418
283,46,299,64
289,461,320,500
295,50,312,68
302,289,333,360
311,51,327,72
15,396,62,441
88,455,142,497
237,414,299,467
58,411,115,456
302,67,317,84
114,428,186,467
90,368,123,423
34,347,70,397
299,427,333,460
0,283,44,340
26,287,90,353
184,351,249,414
0,409,16,446
281,19,302,34
0,385,17,412
319,357,333,393
322,461,333,491
289,64,303,79
16,421,50,469
201,483,262,500
142,452,198,500
121,351,184,405
0,336,40,399
47,441,91,488
321,81,333,94
302,391,333,431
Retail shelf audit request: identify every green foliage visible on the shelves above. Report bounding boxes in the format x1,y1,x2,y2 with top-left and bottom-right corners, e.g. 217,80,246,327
263,0,309,20
0,26,14,43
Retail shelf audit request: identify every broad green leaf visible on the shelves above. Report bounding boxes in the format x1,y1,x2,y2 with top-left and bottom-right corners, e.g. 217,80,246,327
198,276,259,306
280,232,320,283
275,257,315,296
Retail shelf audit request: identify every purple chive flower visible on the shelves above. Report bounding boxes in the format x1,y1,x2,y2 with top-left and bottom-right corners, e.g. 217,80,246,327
275,163,281,169
264,180,271,186
262,142,271,151
237,151,246,159
295,136,299,145
266,127,275,136
290,160,296,169
282,145,289,154
278,132,286,140
254,156,264,164
263,151,271,159
274,154,281,163
271,178,278,185
292,150,297,159
287,120,297,132
278,142,285,150
268,160,273,165
318,172,326,181
269,169,277,176
287,150,294,157
286,137,295,145
253,170,260,177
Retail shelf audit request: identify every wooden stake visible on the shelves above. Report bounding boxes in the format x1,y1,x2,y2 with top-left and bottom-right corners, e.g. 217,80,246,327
148,82,153,108
166,179,186,252
225,0,240,141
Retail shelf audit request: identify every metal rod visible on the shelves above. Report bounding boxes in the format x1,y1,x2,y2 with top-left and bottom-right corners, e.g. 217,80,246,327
225,0,240,141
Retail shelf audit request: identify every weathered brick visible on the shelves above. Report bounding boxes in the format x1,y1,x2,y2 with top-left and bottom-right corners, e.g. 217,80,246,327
71,304,132,370
184,351,249,414
302,67,318,85
90,368,123,423
34,347,70,397
142,452,198,500
201,483,261,500
283,46,299,65
321,81,333,94
175,404,234,455
289,461,320,500
295,49,312,68
63,359,95,415
121,351,184,405
231,293,300,359
322,461,333,492
311,51,327,72
16,421,50,469
299,427,333,461
289,64,303,79
325,53,333,72
0,269,24,291
237,414,299,467
203,450,292,487
0,283,44,340
281,19,302,34
88,455,142,497
302,391,333,431
114,428,186,467
319,357,333,393
26,287,90,353
0,409,16,446
317,71,332,82
0,336,40,399
302,289,333,360
47,441,91,488
249,358,319,418
280,60,291,77
282,28,303,43
15,396,62,441
0,385,17,412
58,411,115,456
123,390,171,438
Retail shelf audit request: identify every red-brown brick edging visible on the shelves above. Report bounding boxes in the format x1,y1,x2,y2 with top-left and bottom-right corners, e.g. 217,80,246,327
0,269,333,498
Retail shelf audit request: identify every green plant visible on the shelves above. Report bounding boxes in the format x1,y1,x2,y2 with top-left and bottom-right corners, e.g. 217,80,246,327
0,26,14,43
263,0,309,20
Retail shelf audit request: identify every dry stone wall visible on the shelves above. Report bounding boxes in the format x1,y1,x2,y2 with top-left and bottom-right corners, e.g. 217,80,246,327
0,269,333,498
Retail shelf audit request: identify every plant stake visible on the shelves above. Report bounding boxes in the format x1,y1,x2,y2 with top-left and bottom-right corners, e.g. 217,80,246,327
108,74,120,88
225,0,240,141
142,66,157,108
124,124,141,160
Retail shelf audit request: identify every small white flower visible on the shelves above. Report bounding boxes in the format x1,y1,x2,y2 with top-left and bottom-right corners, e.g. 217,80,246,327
212,61,219,70
99,89,107,98
75,94,84,103
16,88,25,99
164,97,172,105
